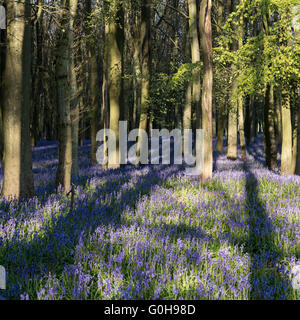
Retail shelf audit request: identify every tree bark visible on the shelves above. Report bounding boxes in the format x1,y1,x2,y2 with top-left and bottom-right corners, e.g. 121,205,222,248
281,87,293,175
2,0,34,199
295,95,300,175
264,83,277,168
227,0,238,161
55,0,72,191
136,0,151,166
108,1,124,169
200,0,213,181
188,0,201,131
70,0,79,175
216,0,225,152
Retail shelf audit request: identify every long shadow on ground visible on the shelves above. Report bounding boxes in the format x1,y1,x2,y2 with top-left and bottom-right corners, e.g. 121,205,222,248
243,162,293,299
1,164,183,299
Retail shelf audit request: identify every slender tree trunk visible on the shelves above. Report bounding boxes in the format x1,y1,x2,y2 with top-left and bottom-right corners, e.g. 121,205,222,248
131,8,141,131
55,0,72,191
281,12,296,176
227,1,238,160
295,95,300,175
281,87,293,175
2,0,34,199
274,92,282,148
70,0,79,175
183,82,192,151
188,0,201,131
136,0,151,166
237,20,246,161
238,96,247,161
227,77,238,160
292,6,300,174
200,0,213,181
264,83,277,168
101,22,109,171
90,53,98,164
86,0,99,164
109,1,124,169
0,13,6,162
292,103,298,173
182,21,192,151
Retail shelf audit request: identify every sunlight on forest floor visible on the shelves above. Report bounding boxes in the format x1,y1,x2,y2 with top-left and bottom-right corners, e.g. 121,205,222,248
0,137,299,300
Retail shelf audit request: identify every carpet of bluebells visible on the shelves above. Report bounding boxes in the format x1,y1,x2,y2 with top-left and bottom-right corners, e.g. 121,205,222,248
0,137,299,300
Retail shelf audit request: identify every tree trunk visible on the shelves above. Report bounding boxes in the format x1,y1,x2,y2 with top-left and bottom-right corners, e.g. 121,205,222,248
292,103,298,173
90,53,98,164
188,0,201,131
237,19,246,161
281,87,293,175
70,0,79,176
55,0,72,191
292,5,300,174
136,0,151,166
86,0,99,165
2,0,34,199
226,0,238,161
227,77,238,160
101,22,110,171
183,21,192,152
238,96,247,161
108,1,124,169
200,0,213,181
274,92,282,148
264,83,277,168
295,95,300,175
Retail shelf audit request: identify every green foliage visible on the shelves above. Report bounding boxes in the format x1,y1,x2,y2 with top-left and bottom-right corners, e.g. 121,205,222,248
214,0,300,102
149,62,201,129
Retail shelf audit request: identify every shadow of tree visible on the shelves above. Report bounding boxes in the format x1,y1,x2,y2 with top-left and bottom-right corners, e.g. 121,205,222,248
2,164,183,299
133,162,295,299
243,162,293,299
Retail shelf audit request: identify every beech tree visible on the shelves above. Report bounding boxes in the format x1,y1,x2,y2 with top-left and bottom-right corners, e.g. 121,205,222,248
2,0,34,199
108,0,124,169
55,0,72,191
200,0,213,181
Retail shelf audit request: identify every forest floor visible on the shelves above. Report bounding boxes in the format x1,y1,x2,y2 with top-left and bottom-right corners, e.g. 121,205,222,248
0,136,299,300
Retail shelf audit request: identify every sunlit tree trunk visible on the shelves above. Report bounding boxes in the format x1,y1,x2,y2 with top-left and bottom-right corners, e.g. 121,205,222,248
237,20,246,161
281,87,293,175
274,91,282,148
216,0,225,152
227,0,238,161
55,0,72,191
188,0,201,131
136,0,151,166
238,96,246,161
295,97,300,175
292,103,298,173
2,0,34,199
227,79,238,160
101,21,110,171
131,4,141,131
109,1,124,169
183,22,192,151
293,6,300,175
281,11,295,176
200,0,213,181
